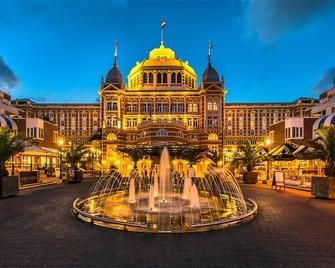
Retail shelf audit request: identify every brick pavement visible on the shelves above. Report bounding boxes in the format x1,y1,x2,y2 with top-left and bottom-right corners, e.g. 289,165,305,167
1,181,335,267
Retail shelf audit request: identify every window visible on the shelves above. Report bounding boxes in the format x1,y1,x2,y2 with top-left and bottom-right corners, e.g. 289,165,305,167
53,131,58,143
187,118,192,126
107,116,112,127
171,72,176,83
141,103,151,113
177,72,182,83
157,129,168,137
149,73,153,83
107,102,112,110
143,73,148,84
188,103,198,113
208,117,218,126
163,73,167,83
112,118,118,127
207,101,218,111
112,102,118,111
208,133,218,141
157,73,162,84
107,133,117,141
126,104,131,112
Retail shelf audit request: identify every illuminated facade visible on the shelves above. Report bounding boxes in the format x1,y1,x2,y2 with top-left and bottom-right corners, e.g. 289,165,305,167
12,41,318,174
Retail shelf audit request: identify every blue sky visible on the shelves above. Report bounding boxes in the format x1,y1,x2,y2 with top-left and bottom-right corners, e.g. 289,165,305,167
0,0,335,103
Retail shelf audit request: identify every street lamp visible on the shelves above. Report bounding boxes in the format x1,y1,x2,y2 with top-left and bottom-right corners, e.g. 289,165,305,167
264,138,271,181
90,147,95,176
58,138,64,180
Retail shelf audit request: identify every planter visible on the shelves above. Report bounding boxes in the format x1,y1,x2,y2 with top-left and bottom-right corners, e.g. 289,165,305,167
0,176,19,198
311,176,335,199
243,172,258,184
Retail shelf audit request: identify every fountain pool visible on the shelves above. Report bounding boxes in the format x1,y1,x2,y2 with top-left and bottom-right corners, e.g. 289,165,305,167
72,147,257,233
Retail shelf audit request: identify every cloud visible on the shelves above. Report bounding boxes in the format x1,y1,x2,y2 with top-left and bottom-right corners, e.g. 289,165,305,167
245,0,335,43
0,56,19,89
313,67,335,92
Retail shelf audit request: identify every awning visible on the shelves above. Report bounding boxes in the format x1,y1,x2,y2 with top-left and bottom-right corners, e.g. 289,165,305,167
269,142,299,160
23,145,59,156
0,115,18,131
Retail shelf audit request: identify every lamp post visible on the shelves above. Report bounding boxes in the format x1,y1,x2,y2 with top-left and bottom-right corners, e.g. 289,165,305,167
58,138,64,180
90,147,95,176
265,138,271,181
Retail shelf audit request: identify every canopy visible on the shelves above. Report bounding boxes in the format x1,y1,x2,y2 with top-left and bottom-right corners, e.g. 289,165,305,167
23,145,59,156
268,142,299,161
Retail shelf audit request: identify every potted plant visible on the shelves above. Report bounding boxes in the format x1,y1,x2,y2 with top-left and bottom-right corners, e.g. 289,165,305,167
64,143,86,183
0,128,26,198
232,141,263,184
299,126,335,199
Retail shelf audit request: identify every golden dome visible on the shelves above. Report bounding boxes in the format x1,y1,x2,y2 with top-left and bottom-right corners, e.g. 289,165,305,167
127,44,197,90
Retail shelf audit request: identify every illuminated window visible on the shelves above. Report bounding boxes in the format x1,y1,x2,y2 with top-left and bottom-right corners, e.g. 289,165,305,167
208,133,218,141
107,133,117,141
207,102,218,111
188,103,198,113
192,78,195,88
185,76,189,86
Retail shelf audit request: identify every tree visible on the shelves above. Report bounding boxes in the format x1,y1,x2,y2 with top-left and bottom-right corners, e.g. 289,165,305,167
180,146,207,167
117,146,143,169
298,126,335,176
64,143,86,181
232,140,263,171
207,150,223,168
0,128,26,177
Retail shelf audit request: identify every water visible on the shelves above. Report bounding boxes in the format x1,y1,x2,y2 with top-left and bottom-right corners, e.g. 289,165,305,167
81,147,250,232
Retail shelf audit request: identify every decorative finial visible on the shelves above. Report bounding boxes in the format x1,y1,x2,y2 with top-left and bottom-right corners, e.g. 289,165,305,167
101,74,104,83
208,40,213,64
114,41,118,65
161,19,166,46
221,73,224,82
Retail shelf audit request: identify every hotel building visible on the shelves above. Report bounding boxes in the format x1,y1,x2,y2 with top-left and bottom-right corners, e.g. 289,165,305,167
12,42,318,174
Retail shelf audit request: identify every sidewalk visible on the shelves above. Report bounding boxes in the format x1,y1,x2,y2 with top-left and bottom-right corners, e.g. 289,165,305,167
19,177,62,190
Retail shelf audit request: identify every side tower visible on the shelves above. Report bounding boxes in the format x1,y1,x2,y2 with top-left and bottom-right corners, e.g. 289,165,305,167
99,42,125,165
199,41,227,152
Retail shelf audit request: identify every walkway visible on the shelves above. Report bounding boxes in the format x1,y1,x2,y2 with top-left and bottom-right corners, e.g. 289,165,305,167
1,181,335,267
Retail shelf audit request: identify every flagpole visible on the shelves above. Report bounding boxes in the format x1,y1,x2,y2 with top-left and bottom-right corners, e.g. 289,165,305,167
161,27,163,46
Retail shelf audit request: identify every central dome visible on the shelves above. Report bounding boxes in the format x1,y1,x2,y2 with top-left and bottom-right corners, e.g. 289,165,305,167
127,44,197,90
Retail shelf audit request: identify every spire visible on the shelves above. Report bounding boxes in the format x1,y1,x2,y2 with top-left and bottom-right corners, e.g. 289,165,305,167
101,74,104,83
208,40,213,64
114,41,118,65
160,19,166,46
221,73,224,82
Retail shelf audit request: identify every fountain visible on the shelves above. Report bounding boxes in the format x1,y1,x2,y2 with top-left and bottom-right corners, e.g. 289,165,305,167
72,146,257,233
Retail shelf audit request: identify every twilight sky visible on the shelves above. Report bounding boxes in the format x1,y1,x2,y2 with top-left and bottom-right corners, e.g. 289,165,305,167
0,0,335,103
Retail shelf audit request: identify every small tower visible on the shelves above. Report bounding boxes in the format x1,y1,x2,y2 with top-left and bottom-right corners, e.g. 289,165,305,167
104,41,124,89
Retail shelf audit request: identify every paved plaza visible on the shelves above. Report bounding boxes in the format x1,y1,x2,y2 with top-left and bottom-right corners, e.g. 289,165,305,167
1,181,335,267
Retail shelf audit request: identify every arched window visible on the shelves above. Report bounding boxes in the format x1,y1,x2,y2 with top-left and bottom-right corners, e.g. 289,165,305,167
157,73,162,84
171,72,176,83
107,133,117,141
177,72,182,83
149,72,153,83
185,76,189,86
143,73,148,84
208,133,218,141
163,73,167,83
191,78,195,88
157,129,168,137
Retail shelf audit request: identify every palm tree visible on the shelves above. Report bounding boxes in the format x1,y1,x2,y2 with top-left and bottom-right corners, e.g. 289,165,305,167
180,146,207,167
232,140,263,172
117,146,144,169
299,126,335,176
207,150,223,168
64,143,86,182
0,128,26,177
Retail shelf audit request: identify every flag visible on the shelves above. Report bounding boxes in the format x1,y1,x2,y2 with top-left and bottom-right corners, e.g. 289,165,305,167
161,19,166,29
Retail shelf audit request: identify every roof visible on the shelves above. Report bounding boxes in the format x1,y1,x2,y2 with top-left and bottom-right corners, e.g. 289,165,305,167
106,64,124,86
201,63,219,83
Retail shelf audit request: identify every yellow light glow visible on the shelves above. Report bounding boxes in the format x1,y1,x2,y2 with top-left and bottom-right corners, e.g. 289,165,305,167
58,138,64,146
